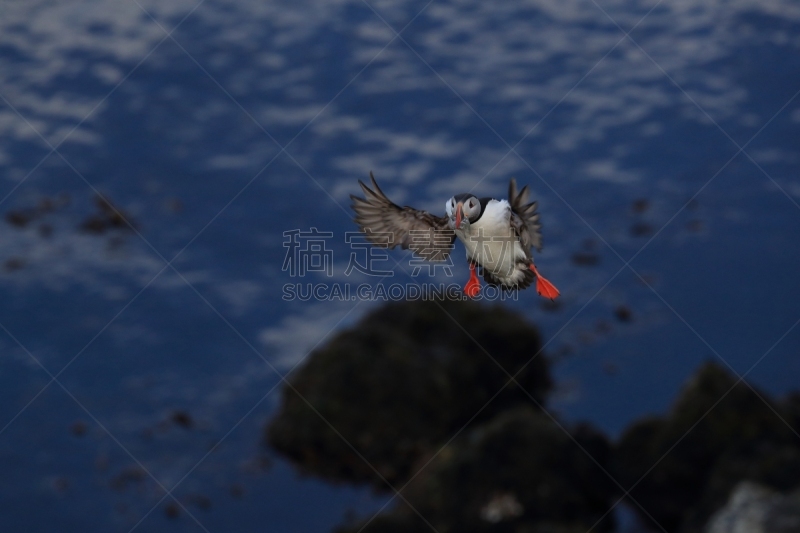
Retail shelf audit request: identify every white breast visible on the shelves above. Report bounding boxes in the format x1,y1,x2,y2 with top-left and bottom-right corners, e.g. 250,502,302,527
456,200,527,281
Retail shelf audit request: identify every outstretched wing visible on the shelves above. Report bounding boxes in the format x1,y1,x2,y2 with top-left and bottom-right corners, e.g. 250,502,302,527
350,172,456,262
508,178,543,254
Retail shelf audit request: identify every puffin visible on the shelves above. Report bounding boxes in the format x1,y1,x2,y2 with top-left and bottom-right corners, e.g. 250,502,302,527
350,172,560,299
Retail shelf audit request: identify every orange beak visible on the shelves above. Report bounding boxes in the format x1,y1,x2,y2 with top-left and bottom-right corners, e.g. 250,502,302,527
455,202,464,229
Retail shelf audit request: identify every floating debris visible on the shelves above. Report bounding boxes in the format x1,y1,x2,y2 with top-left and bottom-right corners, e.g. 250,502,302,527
550,344,574,361
170,410,193,429
94,454,109,472
37,197,55,214
38,223,53,238
571,251,600,266
109,466,146,491
79,195,135,234
635,273,659,287
614,305,633,323
52,477,69,493
164,198,184,214
241,455,273,475
5,210,34,228
69,420,88,437
595,319,612,335
5,195,70,231
602,361,619,376
540,298,562,313
164,502,180,519
229,484,245,499
188,493,212,511
581,237,598,251
630,221,654,237
577,329,594,345
686,219,704,232
632,198,650,214
3,257,25,272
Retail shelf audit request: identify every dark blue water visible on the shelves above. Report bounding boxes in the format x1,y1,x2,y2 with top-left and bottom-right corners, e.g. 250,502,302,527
1,0,799,531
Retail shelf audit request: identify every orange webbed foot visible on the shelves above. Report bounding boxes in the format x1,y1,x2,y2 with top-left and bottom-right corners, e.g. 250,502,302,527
530,263,560,300
464,263,481,298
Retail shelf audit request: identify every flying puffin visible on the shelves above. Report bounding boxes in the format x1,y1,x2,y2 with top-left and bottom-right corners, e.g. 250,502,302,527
350,172,560,299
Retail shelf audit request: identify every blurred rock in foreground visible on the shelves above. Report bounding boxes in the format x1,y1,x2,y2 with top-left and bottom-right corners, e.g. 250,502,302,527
337,407,614,533
267,301,617,531
266,300,553,488
706,481,800,533
613,362,800,532
266,300,800,533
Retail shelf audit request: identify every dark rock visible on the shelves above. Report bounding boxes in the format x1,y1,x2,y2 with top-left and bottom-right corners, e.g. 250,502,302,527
695,445,800,529
613,362,800,532
706,481,800,533
266,300,551,489
339,408,615,533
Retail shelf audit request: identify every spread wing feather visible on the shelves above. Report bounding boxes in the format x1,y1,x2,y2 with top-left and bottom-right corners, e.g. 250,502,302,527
508,178,543,254
350,172,455,262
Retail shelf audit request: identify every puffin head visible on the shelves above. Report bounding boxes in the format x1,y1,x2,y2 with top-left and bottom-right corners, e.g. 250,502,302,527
446,194,481,230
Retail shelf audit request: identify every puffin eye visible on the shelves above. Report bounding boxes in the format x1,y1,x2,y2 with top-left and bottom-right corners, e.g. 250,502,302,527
468,199,474,208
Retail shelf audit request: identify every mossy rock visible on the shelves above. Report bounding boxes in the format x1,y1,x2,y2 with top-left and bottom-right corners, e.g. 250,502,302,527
266,300,551,488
